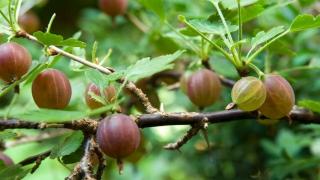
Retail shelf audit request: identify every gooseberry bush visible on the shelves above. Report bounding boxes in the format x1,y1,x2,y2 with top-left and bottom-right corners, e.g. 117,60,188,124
0,0,320,179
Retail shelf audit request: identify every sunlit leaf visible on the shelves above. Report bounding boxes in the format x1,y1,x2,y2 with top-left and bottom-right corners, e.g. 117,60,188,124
251,26,285,49
298,100,320,113
50,131,84,159
14,109,87,122
290,14,320,32
126,50,184,82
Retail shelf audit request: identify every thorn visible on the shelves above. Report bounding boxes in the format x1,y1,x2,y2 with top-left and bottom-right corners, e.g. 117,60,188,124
225,102,236,110
201,129,210,149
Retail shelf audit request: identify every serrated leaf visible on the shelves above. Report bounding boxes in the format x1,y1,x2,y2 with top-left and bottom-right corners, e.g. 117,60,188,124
14,109,87,122
58,38,86,48
33,31,86,48
140,0,165,20
33,31,63,46
290,14,320,32
251,26,285,49
126,50,184,82
298,100,320,113
50,131,84,159
188,19,238,35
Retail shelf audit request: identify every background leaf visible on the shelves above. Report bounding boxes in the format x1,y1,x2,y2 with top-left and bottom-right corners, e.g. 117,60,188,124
50,131,84,159
290,14,320,32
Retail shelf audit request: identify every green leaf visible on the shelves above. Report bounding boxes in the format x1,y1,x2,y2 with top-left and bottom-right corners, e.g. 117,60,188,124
298,100,320,113
58,38,86,48
61,144,84,164
188,19,238,35
0,165,30,180
290,14,320,32
0,130,17,140
241,4,264,22
33,31,64,46
50,131,84,159
126,50,184,82
33,31,86,48
221,0,258,10
85,69,109,89
140,0,165,20
85,69,123,90
251,26,285,49
14,109,87,122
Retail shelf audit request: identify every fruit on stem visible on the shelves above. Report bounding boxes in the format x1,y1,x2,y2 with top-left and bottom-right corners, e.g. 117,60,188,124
187,69,222,108
99,0,128,17
85,83,116,109
18,11,40,33
96,114,140,173
32,69,72,109
259,74,295,119
0,152,14,166
0,42,32,83
231,76,266,111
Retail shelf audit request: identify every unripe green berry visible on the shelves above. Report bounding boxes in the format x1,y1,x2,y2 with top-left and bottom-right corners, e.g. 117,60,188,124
231,76,266,111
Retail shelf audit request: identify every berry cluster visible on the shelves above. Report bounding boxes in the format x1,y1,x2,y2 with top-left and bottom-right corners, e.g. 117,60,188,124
183,69,295,120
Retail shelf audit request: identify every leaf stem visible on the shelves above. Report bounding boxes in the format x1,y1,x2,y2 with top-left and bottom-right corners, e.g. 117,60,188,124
46,13,56,33
210,1,242,68
246,29,289,64
179,16,234,64
237,0,242,61
248,63,264,78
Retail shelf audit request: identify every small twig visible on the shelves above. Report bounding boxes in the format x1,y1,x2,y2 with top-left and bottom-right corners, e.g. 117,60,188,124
5,130,70,148
16,31,157,114
19,150,51,167
30,154,49,174
125,13,149,33
125,82,159,114
65,163,83,180
93,143,105,180
80,136,96,180
164,119,208,151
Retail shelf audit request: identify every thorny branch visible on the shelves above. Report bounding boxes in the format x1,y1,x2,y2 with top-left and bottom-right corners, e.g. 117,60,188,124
164,119,208,151
15,31,159,114
0,109,319,131
65,137,97,180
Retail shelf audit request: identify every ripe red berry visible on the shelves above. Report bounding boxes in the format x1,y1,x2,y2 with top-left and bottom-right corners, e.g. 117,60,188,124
85,83,116,109
18,11,40,33
99,0,128,17
187,69,222,108
32,69,72,109
0,152,13,166
231,76,266,111
0,42,32,83
96,114,140,173
259,74,295,119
